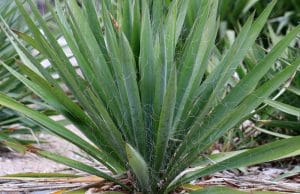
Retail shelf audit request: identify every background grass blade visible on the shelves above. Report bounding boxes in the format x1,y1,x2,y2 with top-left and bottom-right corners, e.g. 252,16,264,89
264,99,300,117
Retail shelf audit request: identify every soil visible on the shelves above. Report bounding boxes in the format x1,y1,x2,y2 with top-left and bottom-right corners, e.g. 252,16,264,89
0,115,87,176
0,132,80,176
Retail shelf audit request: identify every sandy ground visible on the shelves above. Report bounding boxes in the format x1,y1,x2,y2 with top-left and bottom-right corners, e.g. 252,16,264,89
0,132,81,176
0,114,90,176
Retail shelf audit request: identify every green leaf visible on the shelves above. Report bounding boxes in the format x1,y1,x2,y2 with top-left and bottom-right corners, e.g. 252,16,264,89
252,125,292,139
0,133,26,154
152,0,164,32
154,67,177,171
119,33,146,155
287,86,300,96
259,120,300,131
264,99,300,117
125,143,151,193
139,0,155,138
272,166,300,181
191,150,247,168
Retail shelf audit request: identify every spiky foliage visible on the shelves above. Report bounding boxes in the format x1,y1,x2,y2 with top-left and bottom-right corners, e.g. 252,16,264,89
0,0,55,150
211,21,300,150
251,34,300,142
0,0,300,193
193,0,300,150
223,18,300,146
0,0,39,148
218,0,300,29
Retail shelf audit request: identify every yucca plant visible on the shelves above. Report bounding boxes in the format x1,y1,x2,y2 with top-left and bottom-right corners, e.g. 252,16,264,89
0,0,300,193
